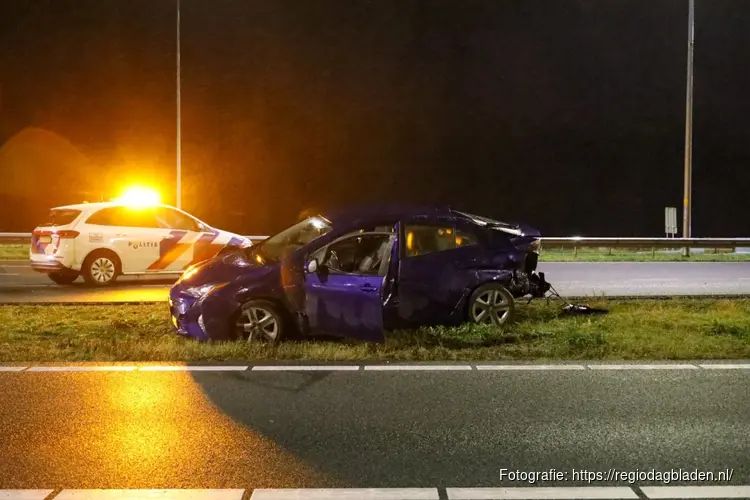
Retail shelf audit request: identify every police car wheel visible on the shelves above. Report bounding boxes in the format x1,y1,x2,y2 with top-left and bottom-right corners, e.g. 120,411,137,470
234,299,285,344
48,272,78,285
82,251,121,286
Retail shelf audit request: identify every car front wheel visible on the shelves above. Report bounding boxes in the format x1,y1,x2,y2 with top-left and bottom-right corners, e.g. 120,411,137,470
234,299,285,344
468,283,515,326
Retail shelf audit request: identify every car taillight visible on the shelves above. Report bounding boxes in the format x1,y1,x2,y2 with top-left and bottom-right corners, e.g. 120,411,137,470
56,230,80,239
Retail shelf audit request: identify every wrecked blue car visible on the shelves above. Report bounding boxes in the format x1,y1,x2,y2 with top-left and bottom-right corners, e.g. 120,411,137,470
168,205,551,343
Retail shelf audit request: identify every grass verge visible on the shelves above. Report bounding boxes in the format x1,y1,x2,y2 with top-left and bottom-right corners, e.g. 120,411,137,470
540,247,750,262
1,298,749,362
0,244,28,260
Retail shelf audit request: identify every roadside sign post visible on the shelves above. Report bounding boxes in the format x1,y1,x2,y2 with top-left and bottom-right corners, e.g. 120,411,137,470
665,207,678,249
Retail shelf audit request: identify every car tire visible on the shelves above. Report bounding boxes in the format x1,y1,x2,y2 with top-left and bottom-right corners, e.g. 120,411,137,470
47,272,79,285
81,250,121,286
234,299,285,344
467,283,515,326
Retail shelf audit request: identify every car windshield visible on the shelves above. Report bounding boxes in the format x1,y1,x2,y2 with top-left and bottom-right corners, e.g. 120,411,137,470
250,216,333,262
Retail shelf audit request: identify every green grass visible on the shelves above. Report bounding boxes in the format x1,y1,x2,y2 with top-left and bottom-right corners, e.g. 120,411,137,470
0,244,28,260
1,298,749,362
540,247,750,262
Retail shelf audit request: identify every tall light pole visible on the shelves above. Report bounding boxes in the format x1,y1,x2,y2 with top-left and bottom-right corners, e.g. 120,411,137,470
682,0,695,255
176,0,182,209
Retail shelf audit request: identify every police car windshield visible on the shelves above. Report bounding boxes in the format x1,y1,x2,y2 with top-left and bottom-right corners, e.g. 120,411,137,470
251,216,333,262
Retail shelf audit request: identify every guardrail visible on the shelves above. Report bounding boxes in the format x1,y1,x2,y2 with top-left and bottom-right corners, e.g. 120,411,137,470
540,237,750,257
3,233,750,253
541,237,750,248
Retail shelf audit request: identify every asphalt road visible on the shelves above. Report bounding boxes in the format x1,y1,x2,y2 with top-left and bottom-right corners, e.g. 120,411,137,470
0,363,748,494
0,261,749,303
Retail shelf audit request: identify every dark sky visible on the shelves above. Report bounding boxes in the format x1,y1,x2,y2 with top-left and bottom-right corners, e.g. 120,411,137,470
1,0,749,236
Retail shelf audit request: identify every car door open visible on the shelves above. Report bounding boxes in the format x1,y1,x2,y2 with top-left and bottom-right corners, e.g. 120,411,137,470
302,232,395,342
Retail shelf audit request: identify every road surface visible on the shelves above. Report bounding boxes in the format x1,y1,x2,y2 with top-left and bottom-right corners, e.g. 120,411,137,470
0,361,748,498
0,261,749,303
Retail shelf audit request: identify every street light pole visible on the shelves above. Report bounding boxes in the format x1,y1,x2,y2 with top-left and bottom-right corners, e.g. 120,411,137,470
682,0,695,256
176,0,182,209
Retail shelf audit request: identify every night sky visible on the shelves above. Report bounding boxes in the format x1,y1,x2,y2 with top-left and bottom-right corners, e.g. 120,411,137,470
1,0,749,237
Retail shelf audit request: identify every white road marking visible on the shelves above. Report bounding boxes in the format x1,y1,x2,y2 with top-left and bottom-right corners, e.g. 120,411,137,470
0,366,27,372
26,366,137,372
0,273,19,276
476,365,586,370
587,364,699,370
446,486,638,499
251,365,359,371
138,366,249,372
699,363,750,369
364,365,472,371
0,490,54,499
250,488,439,500
55,489,245,500
640,485,750,498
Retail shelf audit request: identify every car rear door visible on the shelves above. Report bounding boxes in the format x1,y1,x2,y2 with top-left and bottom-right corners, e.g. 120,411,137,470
94,207,164,273
396,220,484,326
303,232,395,342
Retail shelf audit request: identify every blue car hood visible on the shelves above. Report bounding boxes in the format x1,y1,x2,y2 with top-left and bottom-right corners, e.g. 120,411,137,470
177,251,273,288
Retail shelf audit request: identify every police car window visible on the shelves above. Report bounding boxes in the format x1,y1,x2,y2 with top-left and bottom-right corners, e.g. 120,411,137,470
155,207,200,231
42,209,81,226
86,208,118,226
114,207,160,228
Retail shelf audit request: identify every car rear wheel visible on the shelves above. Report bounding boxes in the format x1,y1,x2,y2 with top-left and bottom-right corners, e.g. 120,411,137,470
82,251,120,286
234,299,284,344
48,272,79,285
468,283,515,326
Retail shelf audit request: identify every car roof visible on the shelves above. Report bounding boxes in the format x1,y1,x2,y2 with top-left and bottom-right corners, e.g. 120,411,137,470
321,204,461,226
50,202,177,211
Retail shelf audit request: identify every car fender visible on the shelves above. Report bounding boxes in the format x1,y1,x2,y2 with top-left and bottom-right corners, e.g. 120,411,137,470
78,243,125,271
449,269,515,321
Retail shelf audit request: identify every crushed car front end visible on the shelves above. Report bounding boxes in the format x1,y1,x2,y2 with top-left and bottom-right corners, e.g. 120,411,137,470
169,251,280,342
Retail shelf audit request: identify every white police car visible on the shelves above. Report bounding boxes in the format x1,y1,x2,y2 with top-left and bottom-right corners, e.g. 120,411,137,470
30,201,252,285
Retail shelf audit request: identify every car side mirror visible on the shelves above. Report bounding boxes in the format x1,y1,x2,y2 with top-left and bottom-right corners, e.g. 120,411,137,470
306,258,319,274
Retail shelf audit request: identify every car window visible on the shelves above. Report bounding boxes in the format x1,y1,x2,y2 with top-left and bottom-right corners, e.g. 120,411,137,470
85,207,159,228
404,223,477,257
155,207,201,231
319,233,392,276
41,209,81,226
85,207,118,226
455,226,479,248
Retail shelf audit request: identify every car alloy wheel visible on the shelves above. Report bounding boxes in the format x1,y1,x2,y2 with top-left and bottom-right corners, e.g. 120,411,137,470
90,257,116,283
469,284,515,326
235,301,281,343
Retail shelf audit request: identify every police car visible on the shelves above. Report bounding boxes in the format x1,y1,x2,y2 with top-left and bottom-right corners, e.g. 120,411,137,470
30,201,252,285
